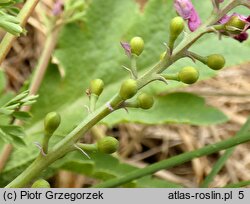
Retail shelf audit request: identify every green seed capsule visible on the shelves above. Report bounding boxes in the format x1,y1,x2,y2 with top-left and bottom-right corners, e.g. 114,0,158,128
97,136,119,154
225,15,246,34
90,79,104,96
206,54,225,70
44,112,61,134
178,66,199,84
170,16,185,36
119,79,138,100
31,179,50,188
130,36,144,56
137,93,154,109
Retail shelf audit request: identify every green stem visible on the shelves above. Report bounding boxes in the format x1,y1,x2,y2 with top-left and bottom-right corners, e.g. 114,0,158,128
77,143,97,152
224,180,250,188
94,133,250,188
5,0,242,188
0,0,40,65
42,133,51,154
5,94,122,188
130,54,138,79
90,94,98,112
200,118,250,187
162,73,180,81
188,51,207,64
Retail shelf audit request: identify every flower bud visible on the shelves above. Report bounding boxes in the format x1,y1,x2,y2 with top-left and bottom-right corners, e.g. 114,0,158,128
97,136,119,154
170,16,185,36
44,112,61,134
137,93,154,109
31,179,50,188
90,79,104,96
206,54,225,70
225,15,246,34
178,66,199,84
119,79,138,100
130,36,144,56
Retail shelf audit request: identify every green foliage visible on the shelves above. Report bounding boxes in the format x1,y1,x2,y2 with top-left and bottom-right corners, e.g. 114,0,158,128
104,92,227,125
60,152,182,188
0,0,250,187
0,90,37,146
0,0,22,35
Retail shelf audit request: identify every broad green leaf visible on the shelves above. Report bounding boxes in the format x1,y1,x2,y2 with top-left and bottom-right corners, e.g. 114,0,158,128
103,92,228,125
60,152,182,188
0,0,249,187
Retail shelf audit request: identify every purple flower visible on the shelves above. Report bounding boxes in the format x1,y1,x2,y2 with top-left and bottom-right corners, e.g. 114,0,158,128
52,0,63,16
120,42,131,56
234,32,249,42
174,0,201,31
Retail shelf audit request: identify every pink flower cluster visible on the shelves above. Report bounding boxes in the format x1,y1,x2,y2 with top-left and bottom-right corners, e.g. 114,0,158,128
174,0,201,31
174,0,250,42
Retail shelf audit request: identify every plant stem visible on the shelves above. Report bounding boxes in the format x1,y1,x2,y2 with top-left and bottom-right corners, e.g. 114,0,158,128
94,133,250,188
0,0,40,65
200,118,250,187
224,180,250,188
130,54,138,79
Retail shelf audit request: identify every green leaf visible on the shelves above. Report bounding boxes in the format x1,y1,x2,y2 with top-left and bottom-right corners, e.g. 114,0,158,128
103,92,228,125
12,111,32,121
0,0,249,187
0,125,26,146
60,152,182,188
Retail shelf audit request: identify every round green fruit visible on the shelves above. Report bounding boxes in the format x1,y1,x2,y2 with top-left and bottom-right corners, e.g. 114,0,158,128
44,112,61,134
137,93,154,109
90,78,104,96
170,16,185,36
225,15,246,34
130,36,144,56
206,54,225,70
119,79,138,100
97,136,119,154
31,179,50,188
178,66,199,84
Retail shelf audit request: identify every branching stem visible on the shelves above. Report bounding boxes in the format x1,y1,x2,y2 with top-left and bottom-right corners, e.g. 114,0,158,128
4,0,246,188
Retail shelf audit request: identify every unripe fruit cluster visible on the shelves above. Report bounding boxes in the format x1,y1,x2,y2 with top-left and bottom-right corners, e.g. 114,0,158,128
97,136,119,154
178,66,199,84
